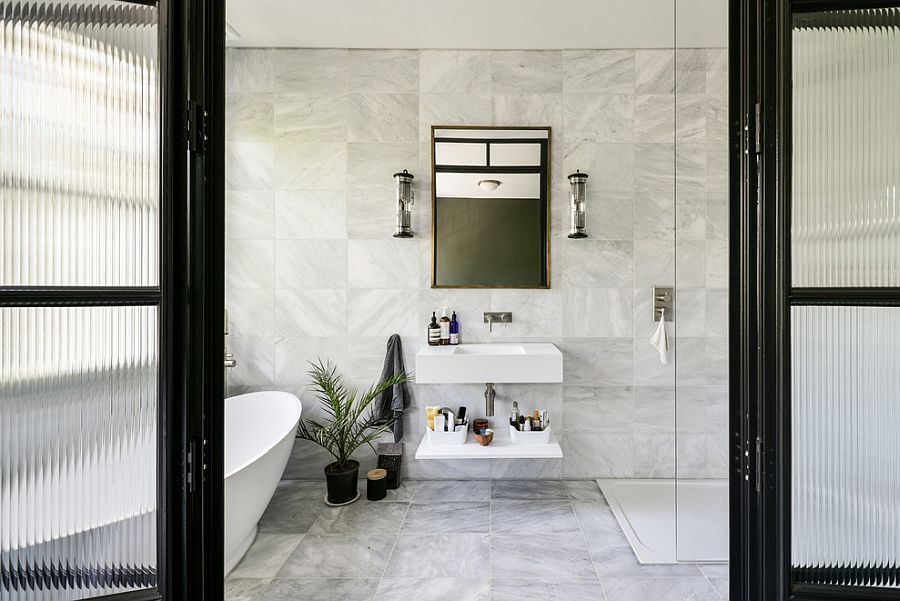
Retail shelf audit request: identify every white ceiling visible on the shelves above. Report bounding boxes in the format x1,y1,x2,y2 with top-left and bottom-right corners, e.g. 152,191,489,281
226,0,728,49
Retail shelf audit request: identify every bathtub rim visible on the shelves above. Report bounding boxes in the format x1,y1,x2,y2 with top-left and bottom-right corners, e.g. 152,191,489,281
225,390,302,479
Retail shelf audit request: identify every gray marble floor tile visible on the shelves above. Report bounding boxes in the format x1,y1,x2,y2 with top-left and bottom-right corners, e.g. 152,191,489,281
491,479,568,500
384,533,490,577
349,49,418,93
571,501,625,534
230,532,304,579
492,50,562,94
263,578,380,601
709,578,729,600
376,578,490,601
699,563,729,579
349,93,418,142
225,577,270,601
258,496,325,534
273,49,348,93
401,501,489,534
274,93,347,142
308,500,409,534
565,480,606,501
492,533,596,579
412,480,492,502
492,579,605,601
601,577,721,601
585,530,702,578
492,500,580,533
563,49,634,94
278,533,396,577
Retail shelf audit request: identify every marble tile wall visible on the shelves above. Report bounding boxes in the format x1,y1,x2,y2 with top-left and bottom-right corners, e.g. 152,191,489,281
224,47,729,480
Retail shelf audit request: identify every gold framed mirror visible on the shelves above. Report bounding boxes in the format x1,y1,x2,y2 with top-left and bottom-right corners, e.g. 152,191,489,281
430,126,551,289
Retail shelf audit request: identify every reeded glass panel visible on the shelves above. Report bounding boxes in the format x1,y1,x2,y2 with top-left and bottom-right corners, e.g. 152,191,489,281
791,9,900,287
0,306,158,600
0,1,160,287
791,305,900,588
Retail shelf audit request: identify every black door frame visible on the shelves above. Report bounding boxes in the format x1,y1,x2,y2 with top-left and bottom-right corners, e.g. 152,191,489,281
731,2,900,600
0,0,224,599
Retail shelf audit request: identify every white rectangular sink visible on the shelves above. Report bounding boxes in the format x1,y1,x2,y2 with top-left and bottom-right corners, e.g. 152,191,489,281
415,343,563,384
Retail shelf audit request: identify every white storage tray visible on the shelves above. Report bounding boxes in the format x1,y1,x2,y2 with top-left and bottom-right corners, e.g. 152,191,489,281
425,426,468,445
508,425,552,444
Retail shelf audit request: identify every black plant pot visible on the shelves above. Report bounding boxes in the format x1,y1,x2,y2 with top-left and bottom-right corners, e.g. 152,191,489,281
324,460,360,505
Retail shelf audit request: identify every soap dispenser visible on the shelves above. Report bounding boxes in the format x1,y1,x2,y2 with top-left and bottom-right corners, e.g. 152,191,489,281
427,312,441,346
439,307,451,345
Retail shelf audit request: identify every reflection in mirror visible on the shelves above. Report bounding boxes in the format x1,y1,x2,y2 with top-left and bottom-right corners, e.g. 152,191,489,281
431,127,550,288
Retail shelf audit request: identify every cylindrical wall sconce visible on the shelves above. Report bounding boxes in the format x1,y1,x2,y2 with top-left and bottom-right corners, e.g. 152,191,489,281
567,170,589,238
393,169,415,238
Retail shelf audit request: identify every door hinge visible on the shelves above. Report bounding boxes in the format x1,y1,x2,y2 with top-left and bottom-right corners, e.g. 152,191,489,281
755,437,764,494
185,101,208,154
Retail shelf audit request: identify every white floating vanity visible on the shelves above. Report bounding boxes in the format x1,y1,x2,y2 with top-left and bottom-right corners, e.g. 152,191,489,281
415,343,563,384
414,343,564,460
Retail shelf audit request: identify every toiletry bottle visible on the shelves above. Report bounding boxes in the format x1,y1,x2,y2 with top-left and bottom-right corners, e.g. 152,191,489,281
439,307,451,345
428,312,441,346
510,401,520,429
449,311,459,345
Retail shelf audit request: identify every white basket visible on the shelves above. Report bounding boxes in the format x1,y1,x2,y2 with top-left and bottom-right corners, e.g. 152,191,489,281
508,425,552,444
425,426,468,445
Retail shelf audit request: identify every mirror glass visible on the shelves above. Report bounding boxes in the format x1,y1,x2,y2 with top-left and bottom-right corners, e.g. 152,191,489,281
431,127,550,288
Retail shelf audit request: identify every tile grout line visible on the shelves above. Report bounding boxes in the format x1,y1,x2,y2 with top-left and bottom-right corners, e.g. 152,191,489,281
570,495,611,601
373,499,412,601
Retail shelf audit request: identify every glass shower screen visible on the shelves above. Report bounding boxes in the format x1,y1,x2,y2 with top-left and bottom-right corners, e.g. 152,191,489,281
0,1,162,599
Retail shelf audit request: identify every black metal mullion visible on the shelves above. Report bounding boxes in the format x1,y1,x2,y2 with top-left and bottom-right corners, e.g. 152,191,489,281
0,287,161,307
789,287,900,306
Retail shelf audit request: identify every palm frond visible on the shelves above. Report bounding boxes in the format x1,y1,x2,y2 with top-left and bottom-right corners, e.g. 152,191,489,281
296,358,409,470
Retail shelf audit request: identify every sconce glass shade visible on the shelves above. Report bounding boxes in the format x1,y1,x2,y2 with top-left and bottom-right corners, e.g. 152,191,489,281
567,170,589,238
477,179,502,192
393,169,415,238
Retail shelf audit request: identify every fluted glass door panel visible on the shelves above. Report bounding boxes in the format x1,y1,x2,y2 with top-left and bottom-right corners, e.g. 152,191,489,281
0,305,158,600
0,1,160,287
791,9,900,288
791,305,900,588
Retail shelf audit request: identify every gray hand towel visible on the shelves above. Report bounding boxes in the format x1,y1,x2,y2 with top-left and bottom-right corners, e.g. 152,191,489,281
378,334,410,442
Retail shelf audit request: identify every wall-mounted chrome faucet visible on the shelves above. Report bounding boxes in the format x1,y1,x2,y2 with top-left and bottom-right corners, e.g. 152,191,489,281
653,287,674,322
224,310,237,369
483,312,512,333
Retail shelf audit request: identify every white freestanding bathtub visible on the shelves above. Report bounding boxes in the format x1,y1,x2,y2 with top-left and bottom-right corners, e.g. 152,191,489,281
225,391,302,573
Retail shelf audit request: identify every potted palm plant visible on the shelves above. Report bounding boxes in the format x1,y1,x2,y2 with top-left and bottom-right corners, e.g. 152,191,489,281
297,360,409,505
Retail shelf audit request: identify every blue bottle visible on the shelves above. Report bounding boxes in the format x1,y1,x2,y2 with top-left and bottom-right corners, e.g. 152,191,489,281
449,311,459,345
